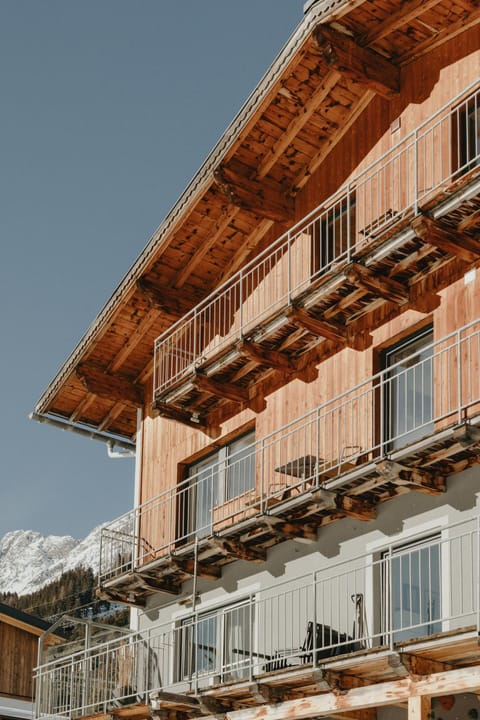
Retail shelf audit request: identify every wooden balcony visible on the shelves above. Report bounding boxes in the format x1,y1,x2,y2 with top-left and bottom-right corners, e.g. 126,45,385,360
152,82,480,434
101,317,480,606
38,518,480,720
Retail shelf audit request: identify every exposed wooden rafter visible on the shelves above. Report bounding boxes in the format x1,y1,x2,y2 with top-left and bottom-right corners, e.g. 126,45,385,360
173,207,240,289
311,488,377,521
293,90,375,191
359,0,443,46
401,4,480,64
262,517,317,543
412,215,480,263
217,219,274,284
170,556,221,581
313,26,400,99
154,402,219,438
214,161,295,222
76,364,144,406
256,70,341,179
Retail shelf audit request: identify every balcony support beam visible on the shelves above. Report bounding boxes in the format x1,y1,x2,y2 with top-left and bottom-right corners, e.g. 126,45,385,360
313,25,400,99
194,373,266,413
310,489,376,521
211,538,266,563
170,556,221,581
248,685,285,705
133,573,181,595
198,665,480,720
237,339,296,373
263,517,317,543
214,161,295,223
76,363,144,407
376,460,446,495
345,263,409,305
412,215,480,263
400,653,453,679
154,403,220,437
287,306,347,343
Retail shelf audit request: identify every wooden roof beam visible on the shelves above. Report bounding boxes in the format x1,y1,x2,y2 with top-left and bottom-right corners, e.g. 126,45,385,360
214,162,295,223
173,207,240,289
359,0,443,45
345,262,409,305
76,364,144,406
313,25,400,99
256,69,341,179
217,218,274,284
412,215,480,263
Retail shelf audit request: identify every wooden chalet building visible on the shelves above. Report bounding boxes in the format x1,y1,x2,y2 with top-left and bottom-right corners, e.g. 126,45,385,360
33,1,480,720
0,604,61,720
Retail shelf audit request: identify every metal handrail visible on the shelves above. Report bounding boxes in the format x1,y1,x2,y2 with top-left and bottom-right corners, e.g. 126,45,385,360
153,81,479,396
37,514,480,718
101,315,480,582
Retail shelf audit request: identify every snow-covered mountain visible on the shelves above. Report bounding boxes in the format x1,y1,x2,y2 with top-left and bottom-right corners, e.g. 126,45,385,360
0,525,104,596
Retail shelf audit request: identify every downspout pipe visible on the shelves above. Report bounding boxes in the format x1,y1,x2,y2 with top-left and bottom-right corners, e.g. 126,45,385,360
29,411,135,452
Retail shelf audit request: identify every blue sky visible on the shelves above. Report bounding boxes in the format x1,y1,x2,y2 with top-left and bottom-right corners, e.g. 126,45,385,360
0,2,303,539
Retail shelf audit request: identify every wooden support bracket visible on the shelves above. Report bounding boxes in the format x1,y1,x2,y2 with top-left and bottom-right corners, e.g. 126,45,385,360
400,652,453,679
313,25,400,98
247,684,284,704
77,363,144,406
214,160,294,223
194,373,266,413
311,489,376,520
452,423,480,449
133,573,181,596
170,556,221,581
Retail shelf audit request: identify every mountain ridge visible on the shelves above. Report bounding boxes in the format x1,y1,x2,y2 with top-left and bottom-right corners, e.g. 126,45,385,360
0,525,103,596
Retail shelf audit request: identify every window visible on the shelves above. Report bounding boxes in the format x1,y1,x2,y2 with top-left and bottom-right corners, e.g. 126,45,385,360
382,535,441,643
383,326,433,451
454,93,480,175
178,600,251,682
311,194,356,276
179,431,255,541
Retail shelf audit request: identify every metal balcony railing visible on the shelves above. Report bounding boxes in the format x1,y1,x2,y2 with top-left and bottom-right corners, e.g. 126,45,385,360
36,514,480,719
102,316,480,583
153,82,480,398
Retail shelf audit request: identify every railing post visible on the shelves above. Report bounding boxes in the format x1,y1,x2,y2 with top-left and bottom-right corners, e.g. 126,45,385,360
413,128,419,214
477,515,480,635
249,594,254,681
99,530,103,584
387,545,394,651
346,184,352,262
260,438,265,513
193,614,199,695
287,231,292,305
380,369,385,456
312,571,318,666
457,327,463,424
193,307,198,372
239,270,243,338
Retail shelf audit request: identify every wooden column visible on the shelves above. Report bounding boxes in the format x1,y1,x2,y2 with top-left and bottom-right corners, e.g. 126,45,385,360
408,696,431,720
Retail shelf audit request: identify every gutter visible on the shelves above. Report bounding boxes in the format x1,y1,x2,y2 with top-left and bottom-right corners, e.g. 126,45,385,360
30,411,135,451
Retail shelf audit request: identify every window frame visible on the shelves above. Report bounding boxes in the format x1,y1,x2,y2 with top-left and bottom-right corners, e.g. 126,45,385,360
381,324,434,452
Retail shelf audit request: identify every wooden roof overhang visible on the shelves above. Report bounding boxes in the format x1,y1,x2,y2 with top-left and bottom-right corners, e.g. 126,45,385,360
33,0,480,443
